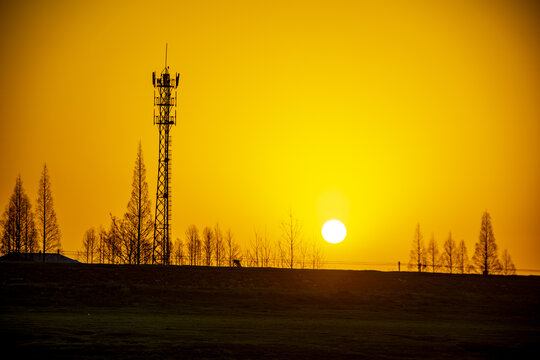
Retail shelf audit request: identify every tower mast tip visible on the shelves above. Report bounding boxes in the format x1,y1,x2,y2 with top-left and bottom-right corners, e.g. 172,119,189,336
165,43,168,68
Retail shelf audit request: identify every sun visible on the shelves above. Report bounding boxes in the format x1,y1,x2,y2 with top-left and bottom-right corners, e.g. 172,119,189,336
321,219,347,244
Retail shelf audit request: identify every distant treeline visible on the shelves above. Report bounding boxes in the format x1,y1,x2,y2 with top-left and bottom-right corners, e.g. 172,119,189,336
1,164,62,256
408,212,516,275
0,145,518,276
78,143,324,269
78,220,324,270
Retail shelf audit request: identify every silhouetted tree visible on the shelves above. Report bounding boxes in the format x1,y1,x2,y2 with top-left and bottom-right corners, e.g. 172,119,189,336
260,230,273,267
36,164,61,256
408,223,425,272
456,239,469,274
281,210,301,269
103,215,122,264
472,211,501,275
124,143,153,264
7,176,25,254
501,249,516,275
118,217,134,264
248,230,262,267
173,237,185,265
96,225,107,264
1,202,16,255
186,224,200,265
111,214,139,264
248,229,272,267
243,248,254,267
225,228,240,267
214,223,225,266
82,228,97,263
22,194,38,253
298,239,309,269
1,176,37,254
202,226,214,266
276,238,287,268
426,233,439,273
441,232,457,273
310,238,324,269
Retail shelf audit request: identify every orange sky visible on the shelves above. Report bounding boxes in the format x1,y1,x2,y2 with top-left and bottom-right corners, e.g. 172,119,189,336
1,0,539,272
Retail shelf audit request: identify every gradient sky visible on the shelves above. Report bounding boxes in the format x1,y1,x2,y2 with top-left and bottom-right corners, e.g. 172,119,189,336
1,0,539,272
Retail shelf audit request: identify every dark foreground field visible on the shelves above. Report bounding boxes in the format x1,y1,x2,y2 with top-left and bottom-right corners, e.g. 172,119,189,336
1,263,539,359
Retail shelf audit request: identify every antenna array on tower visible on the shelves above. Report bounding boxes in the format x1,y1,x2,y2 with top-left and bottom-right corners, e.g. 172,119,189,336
152,45,179,265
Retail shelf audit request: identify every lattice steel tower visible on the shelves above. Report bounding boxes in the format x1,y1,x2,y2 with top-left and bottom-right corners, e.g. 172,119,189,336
152,45,179,265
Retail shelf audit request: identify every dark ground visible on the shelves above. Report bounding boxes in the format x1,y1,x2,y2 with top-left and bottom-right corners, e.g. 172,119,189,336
1,262,539,359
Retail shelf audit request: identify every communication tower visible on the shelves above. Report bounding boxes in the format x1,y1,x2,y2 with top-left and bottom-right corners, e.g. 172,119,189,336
152,44,179,265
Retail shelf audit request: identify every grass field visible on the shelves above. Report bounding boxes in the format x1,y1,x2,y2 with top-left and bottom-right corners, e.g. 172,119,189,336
1,262,539,359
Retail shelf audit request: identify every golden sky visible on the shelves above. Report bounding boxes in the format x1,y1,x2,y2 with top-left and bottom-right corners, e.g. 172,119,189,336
1,0,539,272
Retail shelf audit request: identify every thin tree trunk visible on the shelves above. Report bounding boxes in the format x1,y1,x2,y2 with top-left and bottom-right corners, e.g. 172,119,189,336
42,178,46,262
137,156,142,264
484,232,488,275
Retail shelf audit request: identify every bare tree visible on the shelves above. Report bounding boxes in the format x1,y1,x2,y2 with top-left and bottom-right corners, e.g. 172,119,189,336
82,228,97,263
96,226,107,264
22,194,38,253
249,230,262,267
281,210,301,269
472,211,501,275
276,238,287,268
408,223,425,272
103,215,122,264
260,230,273,267
441,232,457,273
11,176,25,254
202,226,214,266
112,214,138,265
173,237,185,265
36,164,61,257
110,215,132,264
1,176,37,254
426,233,439,273
1,200,17,255
124,142,153,264
298,240,308,269
310,238,324,269
225,229,240,267
186,224,200,266
248,229,272,267
501,249,516,275
214,223,225,266
456,239,469,274
243,248,253,267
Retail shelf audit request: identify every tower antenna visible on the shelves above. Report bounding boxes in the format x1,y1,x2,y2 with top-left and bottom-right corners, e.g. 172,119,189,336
151,46,179,265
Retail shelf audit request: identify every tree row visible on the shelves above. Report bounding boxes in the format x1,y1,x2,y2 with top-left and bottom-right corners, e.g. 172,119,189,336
79,143,324,269
1,165,62,256
409,212,516,275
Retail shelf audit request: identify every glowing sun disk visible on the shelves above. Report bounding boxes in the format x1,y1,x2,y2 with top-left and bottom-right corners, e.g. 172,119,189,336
322,219,347,244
